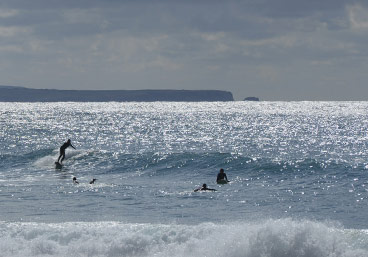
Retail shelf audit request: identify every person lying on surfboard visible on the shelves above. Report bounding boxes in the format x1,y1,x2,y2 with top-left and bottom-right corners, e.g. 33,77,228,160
216,168,229,183
56,139,76,164
194,184,216,192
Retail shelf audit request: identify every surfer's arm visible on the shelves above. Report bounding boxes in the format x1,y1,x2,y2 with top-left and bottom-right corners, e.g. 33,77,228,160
71,144,76,150
225,174,229,182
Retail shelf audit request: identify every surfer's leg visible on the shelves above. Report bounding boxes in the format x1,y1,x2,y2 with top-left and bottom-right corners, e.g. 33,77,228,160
59,150,65,163
57,148,63,163
60,154,65,163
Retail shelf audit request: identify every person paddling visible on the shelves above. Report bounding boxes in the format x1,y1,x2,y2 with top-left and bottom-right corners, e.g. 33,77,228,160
56,139,76,164
194,184,216,192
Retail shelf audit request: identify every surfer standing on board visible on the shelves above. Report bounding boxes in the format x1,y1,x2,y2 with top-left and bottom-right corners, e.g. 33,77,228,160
56,139,76,164
216,168,229,183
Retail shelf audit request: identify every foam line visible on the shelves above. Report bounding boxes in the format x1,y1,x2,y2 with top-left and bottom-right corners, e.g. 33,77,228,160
0,219,367,257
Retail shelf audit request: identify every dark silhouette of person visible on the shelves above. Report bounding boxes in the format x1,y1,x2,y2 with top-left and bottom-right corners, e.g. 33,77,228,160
73,177,79,184
216,168,229,183
89,179,97,184
56,139,75,164
194,184,216,192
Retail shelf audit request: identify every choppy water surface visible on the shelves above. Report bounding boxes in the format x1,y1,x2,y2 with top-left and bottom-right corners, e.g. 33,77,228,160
1,102,368,256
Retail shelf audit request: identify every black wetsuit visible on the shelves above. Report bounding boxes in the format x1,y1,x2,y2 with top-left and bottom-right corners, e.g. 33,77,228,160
217,172,228,182
194,186,216,192
57,141,75,163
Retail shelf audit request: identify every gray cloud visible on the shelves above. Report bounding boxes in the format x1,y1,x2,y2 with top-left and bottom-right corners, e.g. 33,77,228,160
0,0,368,100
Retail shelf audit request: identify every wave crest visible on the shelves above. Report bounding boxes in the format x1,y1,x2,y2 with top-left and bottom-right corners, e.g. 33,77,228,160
1,219,367,257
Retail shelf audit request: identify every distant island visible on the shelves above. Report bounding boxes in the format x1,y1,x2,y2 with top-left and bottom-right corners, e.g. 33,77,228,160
0,86,234,102
243,97,260,101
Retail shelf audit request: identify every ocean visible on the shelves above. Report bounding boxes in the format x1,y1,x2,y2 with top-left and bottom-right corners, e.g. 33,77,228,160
1,101,368,257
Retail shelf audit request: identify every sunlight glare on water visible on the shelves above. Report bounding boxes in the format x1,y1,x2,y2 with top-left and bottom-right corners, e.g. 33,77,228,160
1,101,368,228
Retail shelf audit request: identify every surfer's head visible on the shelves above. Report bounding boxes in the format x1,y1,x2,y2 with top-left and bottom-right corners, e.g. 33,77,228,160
67,139,71,143
220,168,224,173
202,184,207,188
90,179,97,184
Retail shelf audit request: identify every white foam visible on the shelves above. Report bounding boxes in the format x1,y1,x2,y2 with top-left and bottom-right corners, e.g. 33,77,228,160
33,154,57,168
0,219,367,257
33,149,88,168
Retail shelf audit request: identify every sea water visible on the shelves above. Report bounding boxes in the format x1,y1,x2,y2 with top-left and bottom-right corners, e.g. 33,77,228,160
1,101,368,257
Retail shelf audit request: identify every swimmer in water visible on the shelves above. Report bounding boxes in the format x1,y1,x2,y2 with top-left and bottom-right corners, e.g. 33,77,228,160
194,184,216,192
56,139,76,164
216,168,229,183
73,177,79,184
89,179,97,184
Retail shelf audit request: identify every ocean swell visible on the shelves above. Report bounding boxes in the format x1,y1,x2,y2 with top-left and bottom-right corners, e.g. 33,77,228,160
27,150,363,175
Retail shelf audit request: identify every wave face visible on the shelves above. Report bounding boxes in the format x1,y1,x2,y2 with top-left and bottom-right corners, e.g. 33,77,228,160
1,219,368,257
1,102,368,255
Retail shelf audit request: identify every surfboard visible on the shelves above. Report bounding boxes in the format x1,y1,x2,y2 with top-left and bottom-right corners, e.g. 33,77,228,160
55,162,63,169
217,179,228,184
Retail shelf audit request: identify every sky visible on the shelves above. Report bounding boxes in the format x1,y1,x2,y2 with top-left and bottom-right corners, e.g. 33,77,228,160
0,0,368,100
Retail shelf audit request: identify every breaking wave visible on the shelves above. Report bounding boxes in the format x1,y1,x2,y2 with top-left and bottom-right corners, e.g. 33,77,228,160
0,219,367,257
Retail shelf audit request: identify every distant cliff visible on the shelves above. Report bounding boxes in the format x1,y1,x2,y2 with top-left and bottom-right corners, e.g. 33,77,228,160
243,97,260,101
0,86,234,102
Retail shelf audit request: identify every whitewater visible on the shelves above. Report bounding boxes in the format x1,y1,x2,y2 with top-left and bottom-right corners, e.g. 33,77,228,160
1,101,368,257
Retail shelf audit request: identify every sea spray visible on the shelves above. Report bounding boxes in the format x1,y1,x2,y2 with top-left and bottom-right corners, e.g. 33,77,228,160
0,219,367,257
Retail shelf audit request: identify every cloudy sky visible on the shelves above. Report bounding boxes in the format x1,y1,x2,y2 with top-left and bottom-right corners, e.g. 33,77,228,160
0,0,368,100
